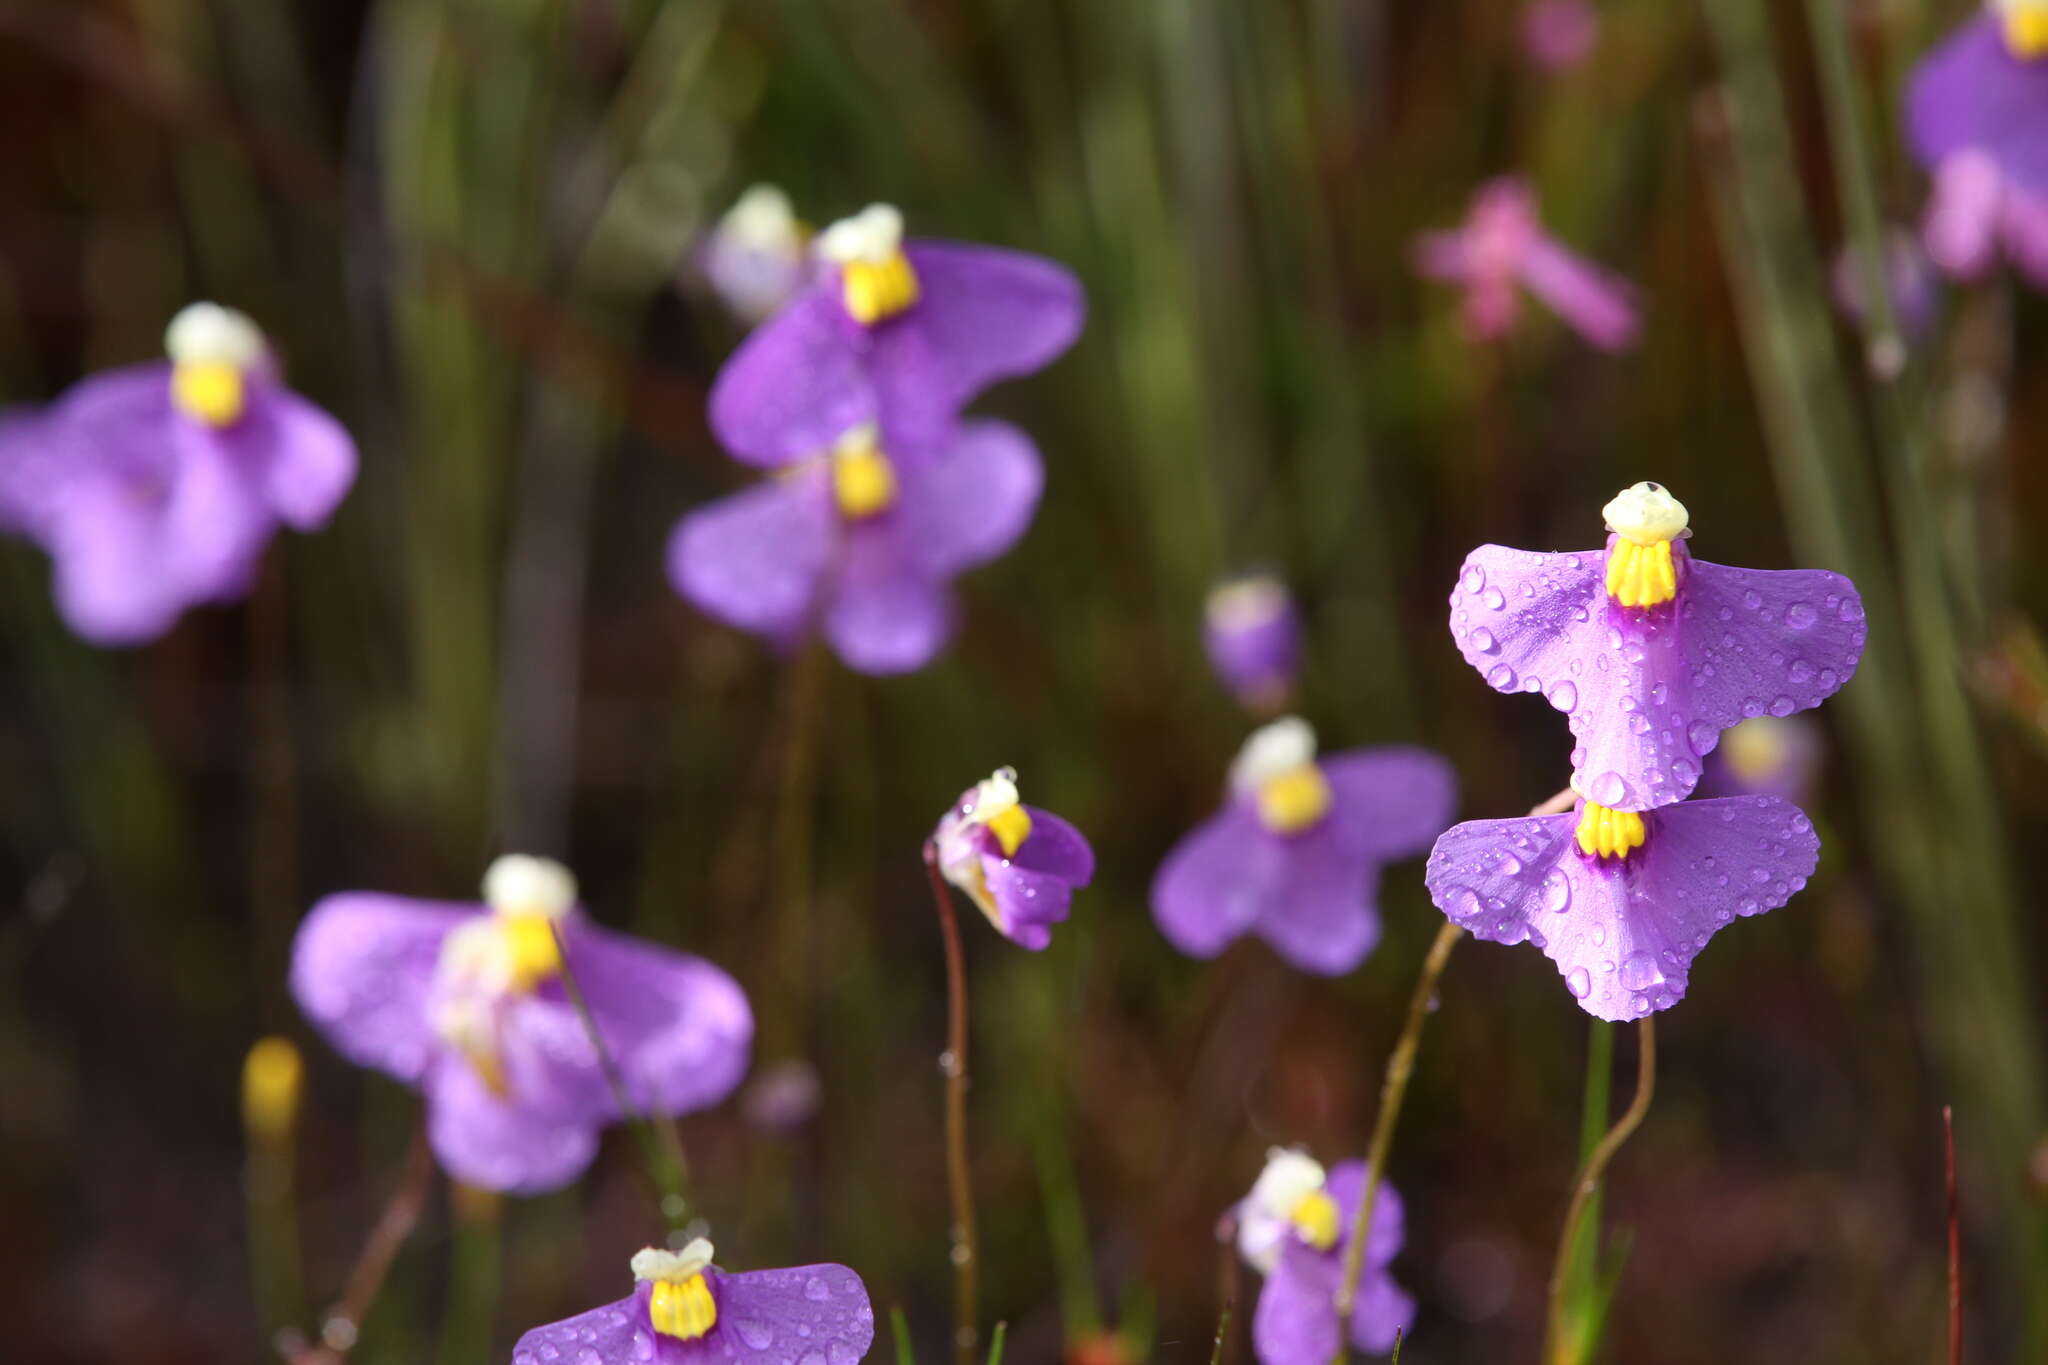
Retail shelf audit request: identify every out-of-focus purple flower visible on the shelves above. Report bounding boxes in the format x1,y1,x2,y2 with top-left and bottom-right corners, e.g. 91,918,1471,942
741,1058,822,1133
1151,719,1456,975
698,184,812,324
1205,573,1304,711
709,203,1084,467
1906,8,2048,285
932,767,1094,950
1413,178,1639,351
1426,792,1819,1020
1522,0,1599,73
291,855,752,1194
668,417,1042,674
1830,229,1940,338
1234,1149,1414,1364
1703,714,1822,803
0,303,355,645
1449,482,1865,812
510,1240,874,1365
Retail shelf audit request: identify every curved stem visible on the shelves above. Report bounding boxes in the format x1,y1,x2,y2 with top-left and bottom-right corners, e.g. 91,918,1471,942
924,844,979,1365
1543,1017,1657,1365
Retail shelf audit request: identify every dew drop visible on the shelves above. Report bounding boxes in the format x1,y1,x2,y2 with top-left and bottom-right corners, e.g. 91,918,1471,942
1785,601,1816,630
805,1278,832,1302
1482,587,1506,610
1487,662,1518,689
1619,951,1661,991
1547,679,1578,713
735,1319,775,1350
1541,868,1571,912
1769,695,1796,717
1588,770,1627,806
1462,563,1486,594
1566,967,1591,999
1470,626,1499,654
1687,721,1718,755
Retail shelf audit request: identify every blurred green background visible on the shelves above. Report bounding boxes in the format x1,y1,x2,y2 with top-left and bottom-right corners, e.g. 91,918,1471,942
1,0,2044,1361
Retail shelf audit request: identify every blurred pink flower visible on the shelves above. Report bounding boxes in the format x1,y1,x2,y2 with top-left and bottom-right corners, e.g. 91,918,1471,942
1413,178,1640,351
1920,149,2048,287
1522,0,1599,73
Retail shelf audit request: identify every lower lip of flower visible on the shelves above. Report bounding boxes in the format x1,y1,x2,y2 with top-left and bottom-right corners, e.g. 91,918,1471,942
1257,765,1332,834
841,251,920,325
1575,801,1646,860
170,361,247,426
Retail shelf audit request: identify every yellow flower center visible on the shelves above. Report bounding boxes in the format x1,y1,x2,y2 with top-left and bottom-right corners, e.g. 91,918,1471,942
985,803,1033,857
2004,2,2048,57
1605,537,1677,608
841,252,920,325
171,361,247,427
1575,801,1646,860
494,912,565,993
1288,1190,1341,1250
832,440,900,519
649,1274,718,1340
1257,765,1332,834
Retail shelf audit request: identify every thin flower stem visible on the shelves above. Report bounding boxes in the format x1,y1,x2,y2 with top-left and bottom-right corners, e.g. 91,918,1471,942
1945,1106,1962,1365
284,1127,434,1364
1214,1212,1240,1365
1543,1017,1656,1365
1208,1302,1234,1365
549,923,692,1230
1332,787,1576,1330
924,844,979,1365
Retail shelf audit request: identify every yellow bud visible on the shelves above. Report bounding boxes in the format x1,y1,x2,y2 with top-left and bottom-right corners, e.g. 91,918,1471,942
1574,802,1646,860
650,1273,718,1340
1257,765,1333,834
242,1036,303,1143
171,361,247,427
841,253,920,325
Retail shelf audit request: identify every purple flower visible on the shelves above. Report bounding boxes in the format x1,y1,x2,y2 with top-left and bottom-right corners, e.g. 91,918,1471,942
1413,178,1639,351
932,767,1095,950
1703,714,1822,803
1449,482,1864,812
1906,9,2048,284
1205,573,1304,710
708,203,1085,469
668,417,1042,674
1522,0,1599,73
1151,719,1457,975
511,1239,874,1365
1426,792,1819,1020
1235,1149,1414,1364
698,185,813,324
0,303,355,645
290,855,752,1194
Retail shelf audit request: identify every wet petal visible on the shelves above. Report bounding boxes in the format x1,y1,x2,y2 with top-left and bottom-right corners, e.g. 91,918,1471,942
1906,14,2048,196
894,419,1043,577
1425,797,1820,1021
982,855,1073,950
509,1293,641,1365
425,1051,601,1194
1682,559,1865,736
558,923,754,1117
688,1264,876,1364
823,523,953,674
708,285,878,468
290,893,465,1084
1151,808,1283,959
1321,747,1459,862
667,475,834,644
1012,807,1096,884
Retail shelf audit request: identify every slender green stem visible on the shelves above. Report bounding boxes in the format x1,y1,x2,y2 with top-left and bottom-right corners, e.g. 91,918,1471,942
890,1306,918,1365
1544,1019,1656,1365
549,923,691,1229
1560,1021,1615,1332
984,1322,1007,1365
435,1184,501,1365
1208,1304,1233,1365
923,845,979,1365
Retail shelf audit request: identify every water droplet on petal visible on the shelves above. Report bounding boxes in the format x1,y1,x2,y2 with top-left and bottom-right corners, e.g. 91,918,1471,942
1541,867,1571,912
735,1319,775,1350
1487,662,1518,689
805,1277,832,1302
1588,770,1627,806
1566,967,1591,999
1619,951,1661,991
1786,602,1816,629
1547,679,1578,713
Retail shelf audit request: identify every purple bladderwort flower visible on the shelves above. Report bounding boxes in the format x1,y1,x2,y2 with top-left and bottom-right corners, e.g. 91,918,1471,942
1449,482,1865,812
1412,178,1639,351
291,855,751,1194
1830,229,1940,340
1521,0,1599,73
698,185,813,324
0,303,355,645
1151,719,1457,975
1703,714,1822,803
1205,573,1304,712
511,1239,874,1365
668,416,1043,674
708,202,1084,471
1906,4,2048,285
931,766,1095,950
1425,792,1820,1020
1234,1149,1414,1364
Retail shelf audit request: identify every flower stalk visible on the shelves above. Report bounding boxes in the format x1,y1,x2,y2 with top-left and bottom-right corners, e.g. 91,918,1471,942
925,843,980,1365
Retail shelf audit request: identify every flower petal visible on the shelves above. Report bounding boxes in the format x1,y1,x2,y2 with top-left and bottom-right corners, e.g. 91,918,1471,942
1253,1258,1342,1365
870,243,1085,452
161,419,274,602
823,524,954,674
895,418,1043,577
1324,1164,1406,1274
708,285,878,468
510,1293,643,1365
558,923,754,1117
1321,747,1459,862
691,1264,876,1363
981,855,1073,950
1518,238,1640,350
246,386,358,530
667,475,834,644
1252,827,1382,977
1682,559,1865,736
1426,796,1820,1021
1013,806,1096,885
290,893,464,1084
45,472,190,645
1151,808,1283,959
1906,14,2048,196
1347,1274,1417,1357
425,1051,601,1194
